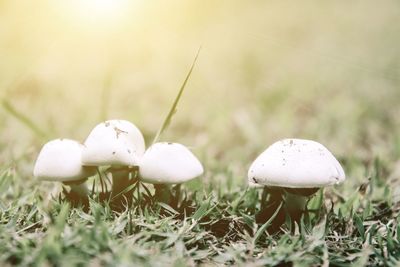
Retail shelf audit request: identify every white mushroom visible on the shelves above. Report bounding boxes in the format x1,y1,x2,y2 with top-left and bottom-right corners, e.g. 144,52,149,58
82,119,145,166
82,119,146,197
139,142,203,184
139,142,204,202
248,138,345,189
34,139,96,198
248,138,345,224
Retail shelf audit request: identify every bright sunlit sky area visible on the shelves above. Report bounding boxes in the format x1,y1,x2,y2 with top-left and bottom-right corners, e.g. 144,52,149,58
60,0,137,29
1,0,399,162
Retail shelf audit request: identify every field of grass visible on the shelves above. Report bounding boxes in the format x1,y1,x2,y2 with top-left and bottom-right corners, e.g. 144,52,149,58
1,0,400,266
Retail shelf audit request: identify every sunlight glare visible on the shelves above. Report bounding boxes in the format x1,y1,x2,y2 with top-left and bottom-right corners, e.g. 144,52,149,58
66,0,132,28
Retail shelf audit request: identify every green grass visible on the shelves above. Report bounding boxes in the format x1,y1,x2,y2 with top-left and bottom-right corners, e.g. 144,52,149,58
0,161,399,266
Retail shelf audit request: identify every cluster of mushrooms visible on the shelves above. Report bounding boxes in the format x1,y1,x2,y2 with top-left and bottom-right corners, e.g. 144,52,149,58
33,119,204,206
34,119,345,227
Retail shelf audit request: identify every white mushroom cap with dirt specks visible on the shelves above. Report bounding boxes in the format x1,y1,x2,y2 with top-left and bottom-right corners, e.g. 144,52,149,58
82,120,145,167
139,142,204,184
248,138,345,188
34,139,96,182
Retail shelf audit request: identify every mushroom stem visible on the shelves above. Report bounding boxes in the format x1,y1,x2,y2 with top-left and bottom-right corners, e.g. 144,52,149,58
256,187,285,232
283,187,318,216
68,182,89,197
108,167,135,198
260,187,268,209
170,184,181,208
62,180,89,203
256,187,314,231
154,184,171,204
284,191,308,218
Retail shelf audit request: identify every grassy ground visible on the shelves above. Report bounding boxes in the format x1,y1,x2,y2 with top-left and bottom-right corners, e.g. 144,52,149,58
1,0,400,266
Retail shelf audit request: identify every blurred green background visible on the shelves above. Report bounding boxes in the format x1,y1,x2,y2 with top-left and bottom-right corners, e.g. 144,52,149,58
1,0,400,189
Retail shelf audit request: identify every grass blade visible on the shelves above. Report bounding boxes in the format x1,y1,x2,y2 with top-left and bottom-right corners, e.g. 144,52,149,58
158,202,179,216
0,168,13,194
2,99,48,141
192,196,214,221
152,47,201,144
253,202,283,244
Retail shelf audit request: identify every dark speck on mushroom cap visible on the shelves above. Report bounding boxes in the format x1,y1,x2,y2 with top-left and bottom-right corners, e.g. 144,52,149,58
113,127,128,138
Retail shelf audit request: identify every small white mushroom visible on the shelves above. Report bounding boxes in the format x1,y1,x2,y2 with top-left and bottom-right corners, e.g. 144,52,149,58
82,119,146,197
139,142,204,203
248,138,346,224
34,139,96,197
139,142,204,184
82,119,145,166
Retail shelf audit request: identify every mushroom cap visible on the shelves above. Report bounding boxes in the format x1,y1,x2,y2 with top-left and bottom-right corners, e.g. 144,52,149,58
139,142,204,184
82,120,145,167
248,138,345,188
34,139,96,182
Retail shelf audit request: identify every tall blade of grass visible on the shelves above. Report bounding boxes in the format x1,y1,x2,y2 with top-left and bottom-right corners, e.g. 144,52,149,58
2,99,48,141
152,47,201,144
